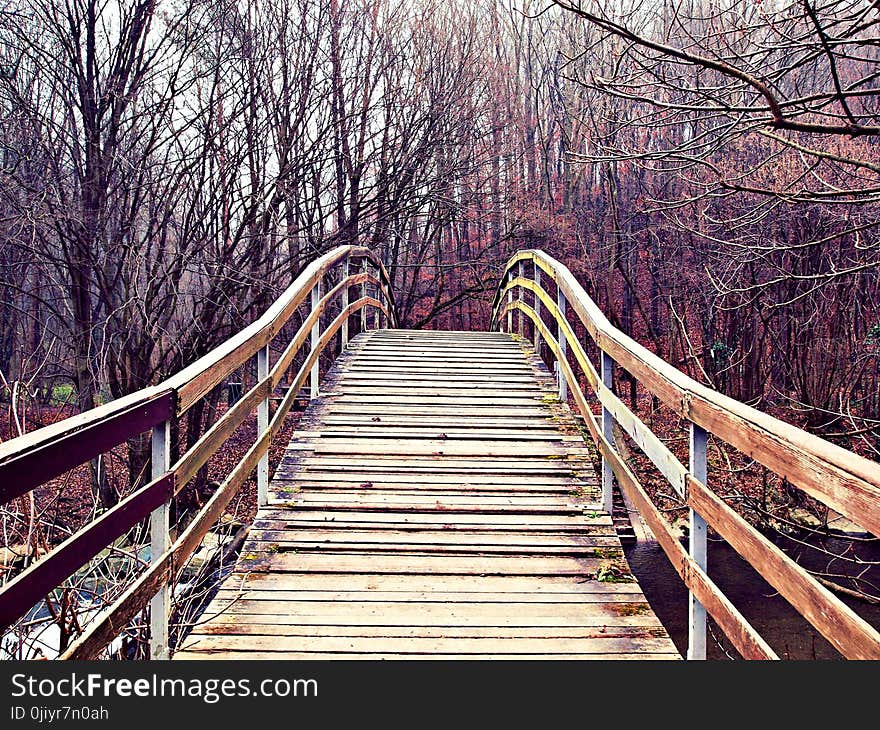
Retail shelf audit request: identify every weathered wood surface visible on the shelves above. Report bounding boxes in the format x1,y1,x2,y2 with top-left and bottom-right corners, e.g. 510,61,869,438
177,330,676,659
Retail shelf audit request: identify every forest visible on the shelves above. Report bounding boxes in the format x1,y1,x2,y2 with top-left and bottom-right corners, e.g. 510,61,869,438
1,0,879,658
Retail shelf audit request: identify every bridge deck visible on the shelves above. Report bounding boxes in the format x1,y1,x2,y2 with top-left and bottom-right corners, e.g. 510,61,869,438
176,330,678,659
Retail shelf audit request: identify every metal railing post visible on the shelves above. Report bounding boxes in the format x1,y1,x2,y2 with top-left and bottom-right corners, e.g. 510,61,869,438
149,420,170,660
557,290,568,402
310,279,321,398
361,259,369,332
341,258,350,349
257,344,269,507
601,351,615,515
373,264,381,330
517,261,525,338
688,423,708,660
534,267,542,349
506,270,513,334
373,285,382,330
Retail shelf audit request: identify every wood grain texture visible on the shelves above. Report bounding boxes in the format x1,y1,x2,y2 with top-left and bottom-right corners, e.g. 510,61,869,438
178,329,677,660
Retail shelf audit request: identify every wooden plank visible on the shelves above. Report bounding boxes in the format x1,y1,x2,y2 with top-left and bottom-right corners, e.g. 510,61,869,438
247,529,619,546
172,650,679,660
191,608,657,626
273,470,582,485
278,491,581,506
0,386,171,467
235,553,618,575
187,624,663,638
245,540,621,556
257,518,608,533
321,405,553,416
329,394,547,404
319,416,559,425
339,372,537,381
227,573,637,593
273,483,577,495
302,429,565,440
336,385,540,394
342,365,535,373
209,589,643,604
262,511,609,527
187,599,660,622
175,635,674,655
269,503,589,517
270,492,596,519
287,440,566,457
279,457,579,470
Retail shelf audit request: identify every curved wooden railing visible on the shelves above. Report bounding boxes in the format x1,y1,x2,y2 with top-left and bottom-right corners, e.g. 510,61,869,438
0,245,397,659
491,249,880,660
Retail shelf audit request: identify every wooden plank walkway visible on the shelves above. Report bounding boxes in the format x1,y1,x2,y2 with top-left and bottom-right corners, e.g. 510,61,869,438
176,329,678,659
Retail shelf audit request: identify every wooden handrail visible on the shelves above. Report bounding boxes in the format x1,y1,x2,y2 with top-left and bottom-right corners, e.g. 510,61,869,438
0,245,397,657
61,296,387,660
492,250,880,537
492,250,880,660
0,247,393,484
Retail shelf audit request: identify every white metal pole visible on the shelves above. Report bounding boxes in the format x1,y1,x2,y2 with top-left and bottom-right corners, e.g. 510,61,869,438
557,291,568,402
341,258,350,349
373,268,381,330
534,267,542,349
601,351,615,515
517,261,525,338
310,279,321,398
149,421,170,660
257,344,269,507
361,259,369,332
688,423,708,660
506,270,513,334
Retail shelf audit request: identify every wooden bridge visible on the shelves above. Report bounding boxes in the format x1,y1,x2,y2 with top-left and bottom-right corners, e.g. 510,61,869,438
1,246,880,660
175,330,675,659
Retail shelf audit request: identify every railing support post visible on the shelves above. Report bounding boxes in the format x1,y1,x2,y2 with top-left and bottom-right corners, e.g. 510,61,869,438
557,289,567,402
361,259,369,332
600,351,615,515
373,263,381,330
506,270,513,334
374,290,381,330
310,279,321,398
257,344,269,507
533,267,542,350
149,420,170,660
517,261,525,338
688,423,708,660
341,258,350,349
